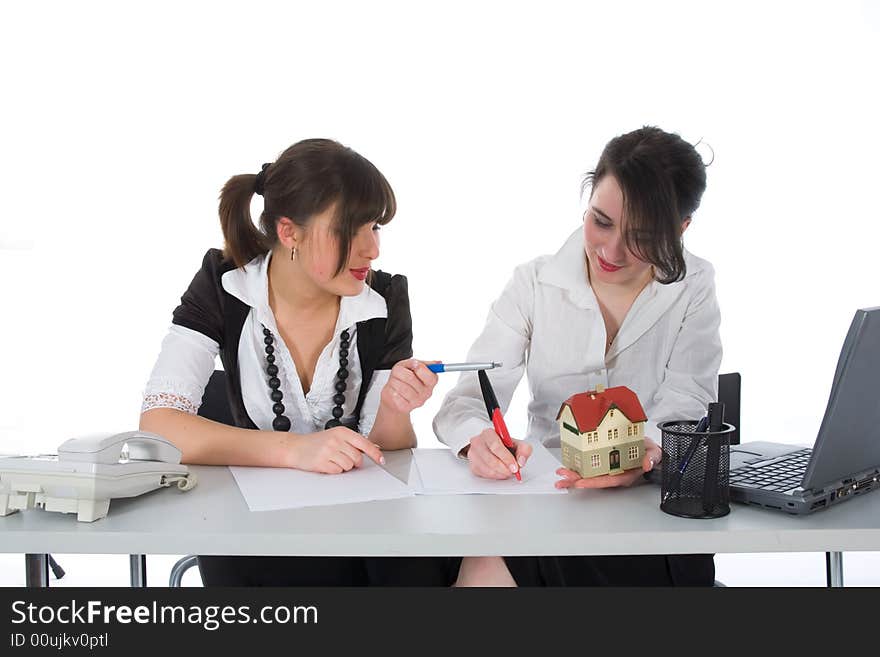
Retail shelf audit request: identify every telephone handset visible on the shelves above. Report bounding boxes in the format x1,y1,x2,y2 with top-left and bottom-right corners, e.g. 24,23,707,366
0,431,197,522
58,430,182,465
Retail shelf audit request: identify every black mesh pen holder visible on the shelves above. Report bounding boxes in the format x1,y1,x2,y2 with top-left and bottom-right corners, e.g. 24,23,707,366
658,420,736,519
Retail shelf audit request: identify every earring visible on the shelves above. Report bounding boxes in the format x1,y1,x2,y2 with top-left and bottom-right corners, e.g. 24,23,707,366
290,246,297,262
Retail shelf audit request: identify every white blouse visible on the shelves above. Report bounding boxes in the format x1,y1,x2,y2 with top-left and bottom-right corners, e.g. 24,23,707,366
433,227,723,456
142,252,391,435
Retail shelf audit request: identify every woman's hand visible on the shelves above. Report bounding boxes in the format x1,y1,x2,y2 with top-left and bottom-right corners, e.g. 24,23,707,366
287,426,385,474
555,437,661,489
465,428,533,480
379,359,439,415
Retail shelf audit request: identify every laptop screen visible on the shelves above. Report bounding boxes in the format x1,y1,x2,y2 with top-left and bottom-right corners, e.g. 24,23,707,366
803,307,880,489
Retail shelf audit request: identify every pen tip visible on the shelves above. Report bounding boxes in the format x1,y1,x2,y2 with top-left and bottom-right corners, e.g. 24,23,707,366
493,362,503,368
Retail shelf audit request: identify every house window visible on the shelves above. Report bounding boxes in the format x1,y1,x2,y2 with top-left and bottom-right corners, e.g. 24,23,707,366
628,445,639,460
632,424,639,436
610,410,614,418
613,428,619,439
563,422,579,435
591,454,601,468
592,431,598,442
607,430,613,440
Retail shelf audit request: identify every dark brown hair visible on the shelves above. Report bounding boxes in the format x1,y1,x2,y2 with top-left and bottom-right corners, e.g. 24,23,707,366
219,139,396,272
582,126,707,284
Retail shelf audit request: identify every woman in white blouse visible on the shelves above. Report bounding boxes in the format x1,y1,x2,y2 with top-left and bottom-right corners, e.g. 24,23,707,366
434,126,722,586
140,139,455,586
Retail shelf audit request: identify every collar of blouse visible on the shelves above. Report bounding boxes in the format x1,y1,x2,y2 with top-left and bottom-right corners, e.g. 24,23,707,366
537,227,709,359
220,251,388,337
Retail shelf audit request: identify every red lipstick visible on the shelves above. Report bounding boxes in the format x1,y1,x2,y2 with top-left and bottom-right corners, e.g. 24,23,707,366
350,267,369,281
597,255,623,273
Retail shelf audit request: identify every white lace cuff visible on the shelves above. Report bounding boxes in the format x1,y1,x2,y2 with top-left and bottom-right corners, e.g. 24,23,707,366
141,377,204,415
141,392,199,415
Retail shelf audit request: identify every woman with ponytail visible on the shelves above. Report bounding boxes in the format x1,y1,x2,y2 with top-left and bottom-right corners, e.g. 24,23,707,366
139,139,455,585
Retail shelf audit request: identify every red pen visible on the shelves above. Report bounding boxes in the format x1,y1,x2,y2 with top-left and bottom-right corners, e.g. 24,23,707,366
478,369,521,481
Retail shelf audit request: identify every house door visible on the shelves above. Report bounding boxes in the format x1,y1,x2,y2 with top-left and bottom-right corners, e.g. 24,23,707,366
609,449,620,470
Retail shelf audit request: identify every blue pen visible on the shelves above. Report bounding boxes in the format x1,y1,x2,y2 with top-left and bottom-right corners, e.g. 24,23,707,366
662,414,709,503
427,362,502,373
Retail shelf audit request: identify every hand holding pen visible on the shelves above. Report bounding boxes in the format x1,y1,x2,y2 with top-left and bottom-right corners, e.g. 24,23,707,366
465,428,532,480
463,369,530,481
422,362,530,480
379,359,441,415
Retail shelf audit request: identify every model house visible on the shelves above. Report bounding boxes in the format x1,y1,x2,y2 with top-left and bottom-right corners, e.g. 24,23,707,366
557,384,647,478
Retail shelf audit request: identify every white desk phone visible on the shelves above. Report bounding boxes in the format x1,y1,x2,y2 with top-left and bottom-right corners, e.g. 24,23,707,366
0,431,197,522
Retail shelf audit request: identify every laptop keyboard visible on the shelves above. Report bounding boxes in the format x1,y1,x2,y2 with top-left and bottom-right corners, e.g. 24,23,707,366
729,448,812,493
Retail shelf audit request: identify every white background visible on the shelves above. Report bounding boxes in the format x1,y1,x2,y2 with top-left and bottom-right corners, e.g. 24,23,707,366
1,1,879,586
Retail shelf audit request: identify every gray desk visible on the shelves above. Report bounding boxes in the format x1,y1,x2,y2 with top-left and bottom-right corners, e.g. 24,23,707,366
3,451,879,586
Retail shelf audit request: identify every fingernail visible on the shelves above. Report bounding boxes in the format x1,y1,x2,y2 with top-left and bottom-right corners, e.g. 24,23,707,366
517,456,526,466
509,463,518,473
380,456,386,465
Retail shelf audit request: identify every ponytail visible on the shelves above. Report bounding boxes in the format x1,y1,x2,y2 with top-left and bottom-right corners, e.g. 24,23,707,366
219,174,272,267
218,139,397,270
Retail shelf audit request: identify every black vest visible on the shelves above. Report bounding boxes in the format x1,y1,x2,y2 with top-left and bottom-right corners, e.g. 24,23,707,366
171,249,413,430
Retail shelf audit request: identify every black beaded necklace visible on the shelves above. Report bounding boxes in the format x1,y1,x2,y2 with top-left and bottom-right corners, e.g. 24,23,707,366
261,325,352,432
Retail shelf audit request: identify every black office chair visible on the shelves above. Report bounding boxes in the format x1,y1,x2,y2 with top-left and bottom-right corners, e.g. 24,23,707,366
197,370,236,427
713,372,741,587
170,370,231,586
718,372,741,445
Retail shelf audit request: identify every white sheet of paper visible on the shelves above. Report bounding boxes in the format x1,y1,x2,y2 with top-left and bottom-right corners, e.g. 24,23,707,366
230,457,415,512
411,442,566,495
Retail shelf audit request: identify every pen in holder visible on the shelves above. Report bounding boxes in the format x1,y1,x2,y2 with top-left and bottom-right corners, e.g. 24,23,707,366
658,411,735,519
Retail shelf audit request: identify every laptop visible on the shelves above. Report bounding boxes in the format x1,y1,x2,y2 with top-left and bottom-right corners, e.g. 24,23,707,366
728,307,880,514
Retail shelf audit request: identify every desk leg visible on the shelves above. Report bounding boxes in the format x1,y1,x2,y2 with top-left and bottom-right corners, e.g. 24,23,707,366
129,554,147,587
25,554,49,587
825,551,844,587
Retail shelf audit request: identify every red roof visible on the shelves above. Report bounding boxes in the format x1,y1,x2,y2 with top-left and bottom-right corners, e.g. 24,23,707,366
556,386,647,432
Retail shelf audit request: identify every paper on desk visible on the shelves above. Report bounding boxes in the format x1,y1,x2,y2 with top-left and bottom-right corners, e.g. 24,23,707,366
411,442,565,495
230,457,415,512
